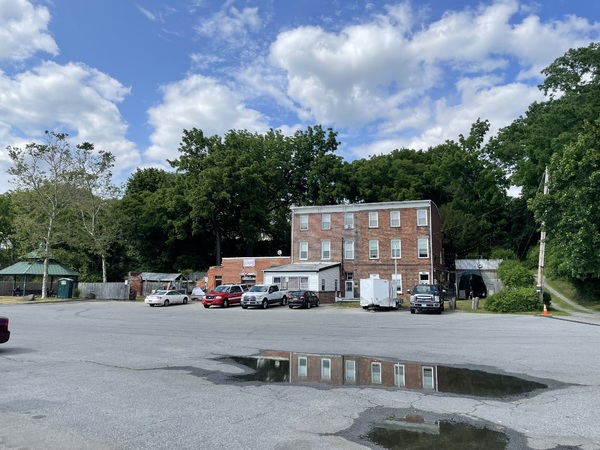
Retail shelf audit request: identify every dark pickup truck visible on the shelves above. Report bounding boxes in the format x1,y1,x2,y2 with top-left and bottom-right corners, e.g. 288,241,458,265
408,284,446,314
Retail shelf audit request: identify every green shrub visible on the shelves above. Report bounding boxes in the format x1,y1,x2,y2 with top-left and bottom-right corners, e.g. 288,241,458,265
72,288,80,298
497,260,534,288
485,287,540,313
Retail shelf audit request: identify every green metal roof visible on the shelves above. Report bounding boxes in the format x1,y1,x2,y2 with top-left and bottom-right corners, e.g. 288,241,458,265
0,259,79,277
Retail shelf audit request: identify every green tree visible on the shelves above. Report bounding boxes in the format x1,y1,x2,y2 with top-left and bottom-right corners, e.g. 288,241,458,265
530,119,600,283
7,131,80,298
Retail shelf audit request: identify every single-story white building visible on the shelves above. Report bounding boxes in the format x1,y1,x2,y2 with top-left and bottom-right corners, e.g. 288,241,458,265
263,262,341,304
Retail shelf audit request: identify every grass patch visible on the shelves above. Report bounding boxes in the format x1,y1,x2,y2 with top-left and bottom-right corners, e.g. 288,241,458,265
330,301,361,308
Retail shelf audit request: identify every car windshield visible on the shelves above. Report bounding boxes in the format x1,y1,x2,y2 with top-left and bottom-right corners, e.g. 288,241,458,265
214,285,229,292
413,285,436,293
249,285,268,292
154,290,168,295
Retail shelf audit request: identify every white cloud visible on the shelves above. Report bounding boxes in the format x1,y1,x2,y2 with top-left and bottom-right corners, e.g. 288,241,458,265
0,0,58,62
268,0,600,160
0,61,139,190
195,5,262,43
145,75,269,163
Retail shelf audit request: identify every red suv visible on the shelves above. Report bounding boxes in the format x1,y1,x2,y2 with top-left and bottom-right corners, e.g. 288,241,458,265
202,284,247,308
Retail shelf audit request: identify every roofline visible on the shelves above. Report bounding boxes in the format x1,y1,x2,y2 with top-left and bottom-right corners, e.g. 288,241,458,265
291,200,435,214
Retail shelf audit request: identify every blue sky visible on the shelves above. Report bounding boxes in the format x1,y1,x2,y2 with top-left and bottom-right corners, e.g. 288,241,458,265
1,0,600,193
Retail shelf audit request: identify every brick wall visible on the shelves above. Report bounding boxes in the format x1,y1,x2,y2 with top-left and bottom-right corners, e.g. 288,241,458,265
206,256,291,291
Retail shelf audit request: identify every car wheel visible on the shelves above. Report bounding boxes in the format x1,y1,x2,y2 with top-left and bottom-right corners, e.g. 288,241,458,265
183,297,188,304
288,305,293,309
164,299,170,307
306,301,311,309
222,299,229,308
203,304,210,309
410,308,415,314
281,296,287,306
316,299,320,307
262,299,268,309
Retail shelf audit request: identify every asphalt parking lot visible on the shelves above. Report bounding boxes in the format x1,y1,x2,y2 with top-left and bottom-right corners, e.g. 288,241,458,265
1,301,599,449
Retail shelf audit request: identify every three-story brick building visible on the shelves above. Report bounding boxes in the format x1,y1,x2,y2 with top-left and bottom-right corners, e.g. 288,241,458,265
263,200,444,303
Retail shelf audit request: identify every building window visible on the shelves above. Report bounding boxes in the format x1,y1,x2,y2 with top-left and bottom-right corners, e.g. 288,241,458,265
417,209,428,226
369,240,379,259
300,277,309,289
344,213,354,230
423,366,434,389
391,239,401,259
344,240,355,260
345,360,356,382
300,214,309,230
394,364,405,387
321,213,331,230
299,241,308,260
273,277,281,288
390,210,400,227
371,362,382,384
369,211,379,228
334,279,338,292
321,278,325,290
321,358,331,380
321,241,330,260
392,273,402,294
298,357,308,378
288,277,299,290
419,272,430,283
418,238,429,258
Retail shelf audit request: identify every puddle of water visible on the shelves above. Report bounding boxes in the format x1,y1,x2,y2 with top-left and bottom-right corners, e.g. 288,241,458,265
363,415,509,450
218,352,547,398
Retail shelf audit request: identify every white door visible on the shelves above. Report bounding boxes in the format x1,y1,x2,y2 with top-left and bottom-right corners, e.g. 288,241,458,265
345,280,354,298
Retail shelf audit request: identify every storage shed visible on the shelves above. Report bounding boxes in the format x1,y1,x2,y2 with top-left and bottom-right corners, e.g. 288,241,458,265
127,272,188,297
454,259,503,299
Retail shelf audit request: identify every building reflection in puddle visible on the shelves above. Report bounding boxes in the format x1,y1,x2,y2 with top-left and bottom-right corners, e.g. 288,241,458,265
221,351,547,398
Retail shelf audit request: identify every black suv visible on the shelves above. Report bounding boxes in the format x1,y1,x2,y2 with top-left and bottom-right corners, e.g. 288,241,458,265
408,284,446,314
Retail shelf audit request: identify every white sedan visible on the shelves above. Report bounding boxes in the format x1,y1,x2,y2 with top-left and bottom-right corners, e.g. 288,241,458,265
145,290,189,307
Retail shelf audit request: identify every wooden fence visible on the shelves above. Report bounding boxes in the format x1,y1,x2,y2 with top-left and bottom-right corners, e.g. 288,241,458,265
77,282,132,300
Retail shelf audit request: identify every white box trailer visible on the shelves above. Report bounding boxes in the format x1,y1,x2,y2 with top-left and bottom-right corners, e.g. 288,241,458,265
359,278,400,310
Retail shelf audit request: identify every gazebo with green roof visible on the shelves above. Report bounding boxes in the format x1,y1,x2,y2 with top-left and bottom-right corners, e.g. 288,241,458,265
0,253,79,296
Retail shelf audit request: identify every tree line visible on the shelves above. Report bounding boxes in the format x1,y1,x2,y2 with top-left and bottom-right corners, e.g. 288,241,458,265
2,43,600,301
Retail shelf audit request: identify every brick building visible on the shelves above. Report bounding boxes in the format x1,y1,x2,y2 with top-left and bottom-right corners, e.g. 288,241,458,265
267,200,444,302
206,256,291,291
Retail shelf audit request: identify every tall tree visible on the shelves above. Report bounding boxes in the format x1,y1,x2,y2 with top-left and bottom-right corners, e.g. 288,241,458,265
7,131,80,298
72,143,120,282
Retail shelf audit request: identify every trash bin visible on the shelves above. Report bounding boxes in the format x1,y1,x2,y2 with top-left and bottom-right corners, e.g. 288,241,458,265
57,278,74,299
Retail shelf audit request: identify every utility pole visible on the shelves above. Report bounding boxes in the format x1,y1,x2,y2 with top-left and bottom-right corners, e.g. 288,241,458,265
537,167,550,303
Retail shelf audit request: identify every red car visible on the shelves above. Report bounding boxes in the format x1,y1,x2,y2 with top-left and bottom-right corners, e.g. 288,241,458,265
0,317,10,344
202,284,247,308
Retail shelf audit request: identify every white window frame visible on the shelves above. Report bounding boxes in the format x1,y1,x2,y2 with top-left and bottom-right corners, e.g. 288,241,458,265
321,358,331,380
392,273,403,294
298,357,308,378
390,210,401,228
418,238,429,258
299,241,308,260
321,240,331,260
369,240,379,259
419,272,430,283
300,277,309,290
371,362,382,384
344,240,355,260
344,213,354,230
394,364,405,387
369,211,379,228
391,239,401,259
321,213,331,230
299,214,309,230
417,209,428,226
422,366,435,389
345,360,356,382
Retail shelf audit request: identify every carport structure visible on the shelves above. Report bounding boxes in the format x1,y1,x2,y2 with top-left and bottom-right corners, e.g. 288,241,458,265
0,255,79,297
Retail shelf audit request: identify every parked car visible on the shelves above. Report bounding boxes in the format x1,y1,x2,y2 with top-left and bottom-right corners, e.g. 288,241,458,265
190,287,206,301
145,290,189,307
408,284,445,314
202,284,246,308
288,290,320,309
241,284,289,309
0,316,10,344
